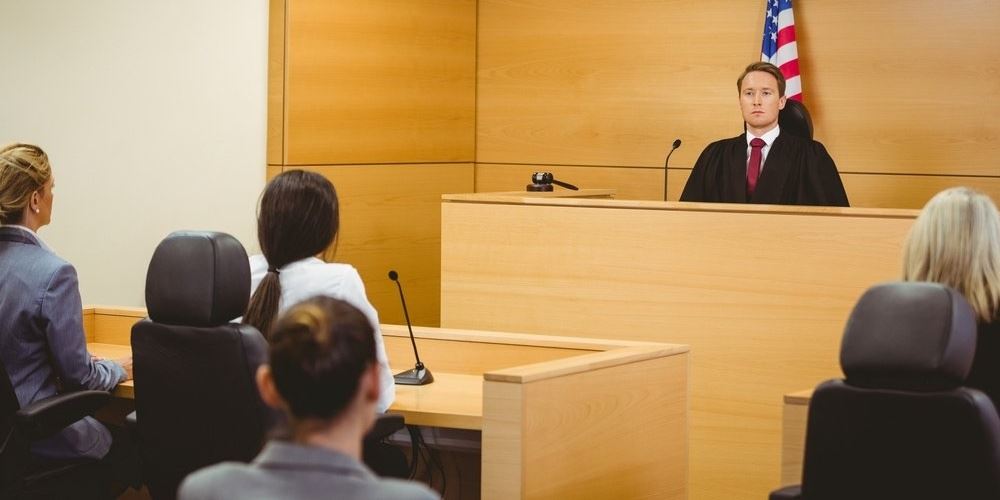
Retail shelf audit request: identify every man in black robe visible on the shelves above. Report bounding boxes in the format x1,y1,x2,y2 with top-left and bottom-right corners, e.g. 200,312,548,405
680,62,849,206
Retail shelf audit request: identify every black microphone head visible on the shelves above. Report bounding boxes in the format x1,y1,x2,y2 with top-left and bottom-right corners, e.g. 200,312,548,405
672,139,682,149
388,270,399,281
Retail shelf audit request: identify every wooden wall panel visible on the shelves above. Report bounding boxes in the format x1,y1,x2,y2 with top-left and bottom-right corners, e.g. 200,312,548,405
839,173,1000,209
284,0,476,165
477,0,761,169
477,0,1000,207
797,0,1000,176
270,1,477,327
299,164,474,326
267,0,285,165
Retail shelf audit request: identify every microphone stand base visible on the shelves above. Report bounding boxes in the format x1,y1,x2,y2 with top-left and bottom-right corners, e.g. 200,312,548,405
394,367,434,385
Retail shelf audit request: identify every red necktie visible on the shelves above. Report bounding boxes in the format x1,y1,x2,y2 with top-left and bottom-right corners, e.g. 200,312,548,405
746,137,766,198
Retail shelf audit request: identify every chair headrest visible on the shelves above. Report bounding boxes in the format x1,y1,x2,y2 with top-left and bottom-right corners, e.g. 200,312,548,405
840,282,978,391
145,231,250,327
778,99,814,139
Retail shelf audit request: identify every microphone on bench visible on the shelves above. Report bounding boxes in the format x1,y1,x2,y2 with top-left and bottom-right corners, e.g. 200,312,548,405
388,270,433,385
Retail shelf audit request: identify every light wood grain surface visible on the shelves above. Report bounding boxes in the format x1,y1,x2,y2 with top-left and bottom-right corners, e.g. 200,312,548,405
297,163,475,326
484,350,689,500
283,0,475,165
267,0,285,166
441,196,916,500
781,389,813,487
476,0,1000,208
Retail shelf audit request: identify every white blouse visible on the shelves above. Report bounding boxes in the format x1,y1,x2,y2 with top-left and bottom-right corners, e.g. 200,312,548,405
249,255,395,413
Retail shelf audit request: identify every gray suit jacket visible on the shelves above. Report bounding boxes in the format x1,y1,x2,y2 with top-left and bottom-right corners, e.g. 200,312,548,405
0,226,125,459
179,440,440,500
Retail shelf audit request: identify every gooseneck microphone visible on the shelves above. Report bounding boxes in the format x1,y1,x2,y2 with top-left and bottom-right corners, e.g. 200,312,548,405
663,139,682,201
388,270,433,385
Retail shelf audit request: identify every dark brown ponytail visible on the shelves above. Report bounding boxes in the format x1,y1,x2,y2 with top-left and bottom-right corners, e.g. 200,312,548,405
244,170,339,338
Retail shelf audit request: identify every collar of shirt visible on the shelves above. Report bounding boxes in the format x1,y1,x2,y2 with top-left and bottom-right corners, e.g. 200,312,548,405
746,125,781,171
0,224,50,251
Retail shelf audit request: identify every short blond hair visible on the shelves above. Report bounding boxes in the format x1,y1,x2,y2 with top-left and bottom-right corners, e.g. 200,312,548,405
0,143,51,225
737,61,786,97
902,187,1000,322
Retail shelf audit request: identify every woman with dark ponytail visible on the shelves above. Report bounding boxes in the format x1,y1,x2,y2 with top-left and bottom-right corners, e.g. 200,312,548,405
244,170,394,412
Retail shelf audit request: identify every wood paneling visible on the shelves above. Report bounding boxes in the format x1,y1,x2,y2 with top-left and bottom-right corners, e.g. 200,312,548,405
265,165,282,182
797,0,1000,176
839,173,1000,209
483,352,689,500
302,163,474,326
284,0,476,165
83,307,146,345
477,0,1000,207
441,197,917,500
781,390,812,487
267,0,285,165
477,0,760,169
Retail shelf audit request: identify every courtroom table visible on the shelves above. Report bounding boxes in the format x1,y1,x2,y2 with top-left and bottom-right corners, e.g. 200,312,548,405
780,389,812,488
440,193,919,500
84,306,690,500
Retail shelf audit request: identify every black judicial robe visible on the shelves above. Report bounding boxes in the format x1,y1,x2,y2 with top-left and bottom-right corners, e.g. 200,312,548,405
680,133,849,206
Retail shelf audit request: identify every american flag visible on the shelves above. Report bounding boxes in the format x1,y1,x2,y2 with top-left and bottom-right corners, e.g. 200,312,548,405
760,0,802,102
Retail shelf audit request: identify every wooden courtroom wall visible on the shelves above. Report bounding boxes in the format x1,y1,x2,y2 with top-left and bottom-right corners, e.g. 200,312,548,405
268,0,476,325
270,0,999,326
476,0,1000,207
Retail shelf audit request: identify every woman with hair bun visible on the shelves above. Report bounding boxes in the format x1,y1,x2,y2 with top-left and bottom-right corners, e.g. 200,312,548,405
181,297,437,500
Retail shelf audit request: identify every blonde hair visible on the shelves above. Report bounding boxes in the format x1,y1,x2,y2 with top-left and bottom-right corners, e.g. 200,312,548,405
902,187,1000,322
0,143,51,225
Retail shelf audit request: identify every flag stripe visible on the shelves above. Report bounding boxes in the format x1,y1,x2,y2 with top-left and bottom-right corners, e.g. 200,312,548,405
760,0,803,102
776,26,796,47
779,59,800,79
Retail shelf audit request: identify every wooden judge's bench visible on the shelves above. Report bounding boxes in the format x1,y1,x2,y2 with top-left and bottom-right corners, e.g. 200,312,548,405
438,190,919,500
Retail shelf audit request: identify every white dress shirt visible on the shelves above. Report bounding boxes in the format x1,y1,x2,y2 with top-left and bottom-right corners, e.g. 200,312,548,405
248,255,395,413
745,125,782,172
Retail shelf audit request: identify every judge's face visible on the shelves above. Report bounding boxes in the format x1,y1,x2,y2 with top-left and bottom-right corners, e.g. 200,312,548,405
740,71,787,136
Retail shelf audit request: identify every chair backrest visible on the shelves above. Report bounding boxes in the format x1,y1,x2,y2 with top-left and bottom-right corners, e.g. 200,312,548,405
778,99,813,139
742,99,814,139
131,231,269,500
800,282,1000,500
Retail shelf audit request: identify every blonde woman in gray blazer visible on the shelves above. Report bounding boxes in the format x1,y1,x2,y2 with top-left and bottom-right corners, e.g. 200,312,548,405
0,143,131,460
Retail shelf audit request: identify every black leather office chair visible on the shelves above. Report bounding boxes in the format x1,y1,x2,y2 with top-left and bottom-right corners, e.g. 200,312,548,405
771,282,1000,500
131,231,269,500
0,356,110,499
778,99,813,139
744,99,813,139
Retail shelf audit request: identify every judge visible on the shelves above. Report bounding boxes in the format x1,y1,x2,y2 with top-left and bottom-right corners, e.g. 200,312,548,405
680,62,849,206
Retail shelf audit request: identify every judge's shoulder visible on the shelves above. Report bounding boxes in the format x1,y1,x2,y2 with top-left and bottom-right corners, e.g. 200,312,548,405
778,132,833,158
